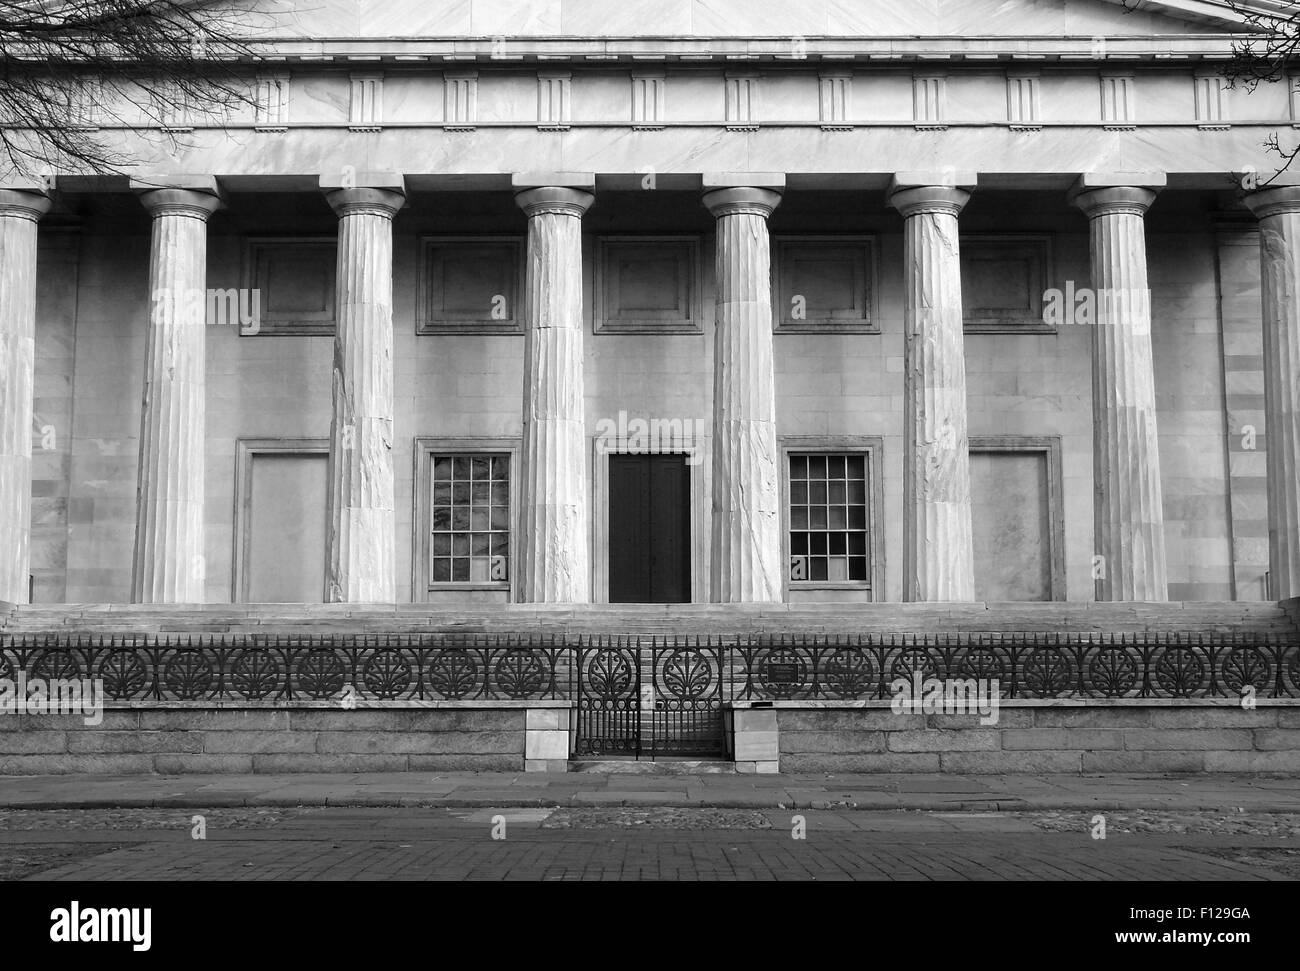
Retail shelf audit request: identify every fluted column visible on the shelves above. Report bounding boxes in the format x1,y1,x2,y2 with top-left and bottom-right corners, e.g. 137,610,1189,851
703,179,783,602
131,178,222,603
888,175,977,602
514,182,594,602
1244,183,1300,597
1071,175,1168,601
0,185,52,604
321,176,405,602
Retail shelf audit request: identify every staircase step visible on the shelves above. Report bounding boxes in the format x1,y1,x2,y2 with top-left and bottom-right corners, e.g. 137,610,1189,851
567,759,735,774
2,601,1292,639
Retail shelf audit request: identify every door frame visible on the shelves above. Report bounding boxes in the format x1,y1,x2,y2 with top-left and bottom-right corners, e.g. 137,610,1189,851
968,434,1066,601
232,438,330,603
591,439,708,604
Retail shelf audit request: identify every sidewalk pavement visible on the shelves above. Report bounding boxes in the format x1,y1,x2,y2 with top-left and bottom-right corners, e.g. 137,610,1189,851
2,771,1300,812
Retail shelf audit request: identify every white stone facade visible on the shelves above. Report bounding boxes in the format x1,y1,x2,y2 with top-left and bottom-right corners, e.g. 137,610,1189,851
1,1,1296,606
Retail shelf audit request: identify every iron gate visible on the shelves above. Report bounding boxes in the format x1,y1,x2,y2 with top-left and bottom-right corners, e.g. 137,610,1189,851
574,637,726,758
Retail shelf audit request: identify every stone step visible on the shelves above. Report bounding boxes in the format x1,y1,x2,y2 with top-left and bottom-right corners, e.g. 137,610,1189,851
567,759,735,774
2,601,1293,638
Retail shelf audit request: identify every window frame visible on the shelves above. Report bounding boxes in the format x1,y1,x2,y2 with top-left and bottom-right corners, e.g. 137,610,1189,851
412,437,520,600
779,436,885,599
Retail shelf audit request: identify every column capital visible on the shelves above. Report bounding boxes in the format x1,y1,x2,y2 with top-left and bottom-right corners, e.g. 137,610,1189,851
324,186,406,218
514,186,595,218
701,186,782,219
131,176,224,220
1069,174,1163,219
0,186,51,222
887,184,972,219
319,171,405,217
1244,184,1300,220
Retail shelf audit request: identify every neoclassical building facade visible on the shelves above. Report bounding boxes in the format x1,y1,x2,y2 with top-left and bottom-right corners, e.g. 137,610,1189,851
7,1,1300,776
1,0,1298,611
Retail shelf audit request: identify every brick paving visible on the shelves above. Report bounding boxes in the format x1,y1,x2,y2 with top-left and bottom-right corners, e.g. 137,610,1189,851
0,806,1294,881
1,772,1296,881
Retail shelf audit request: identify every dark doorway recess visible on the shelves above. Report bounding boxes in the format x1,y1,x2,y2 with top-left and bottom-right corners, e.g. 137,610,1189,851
608,454,691,604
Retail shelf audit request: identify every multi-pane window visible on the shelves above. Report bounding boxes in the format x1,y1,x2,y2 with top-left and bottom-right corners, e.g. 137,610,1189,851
430,454,510,583
788,453,869,583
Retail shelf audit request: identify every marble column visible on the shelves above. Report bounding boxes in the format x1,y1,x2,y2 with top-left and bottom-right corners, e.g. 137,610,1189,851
0,185,52,605
888,174,977,602
320,175,405,602
131,178,222,603
1071,175,1168,602
702,178,783,602
514,181,593,602
1244,182,1300,598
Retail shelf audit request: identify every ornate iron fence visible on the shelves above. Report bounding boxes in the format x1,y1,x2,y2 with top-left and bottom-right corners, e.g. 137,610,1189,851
574,637,640,755
1,630,1297,706
648,637,726,755
0,634,571,703
573,636,728,757
731,632,1300,700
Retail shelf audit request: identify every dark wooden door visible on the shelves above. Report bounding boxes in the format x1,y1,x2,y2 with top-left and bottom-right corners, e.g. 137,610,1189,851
608,454,691,603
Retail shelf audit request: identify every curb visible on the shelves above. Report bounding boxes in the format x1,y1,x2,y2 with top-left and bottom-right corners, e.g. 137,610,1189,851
3,796,1296,812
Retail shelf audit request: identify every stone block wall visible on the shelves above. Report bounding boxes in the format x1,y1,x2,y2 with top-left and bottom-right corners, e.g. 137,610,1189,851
774,705,1300,773
0,708,527,774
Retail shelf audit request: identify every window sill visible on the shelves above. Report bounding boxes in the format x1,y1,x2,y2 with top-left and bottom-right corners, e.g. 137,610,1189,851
789,582,873,591
425,583,510,592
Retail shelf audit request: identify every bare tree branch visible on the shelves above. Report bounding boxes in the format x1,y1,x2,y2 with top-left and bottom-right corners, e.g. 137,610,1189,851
1222,2,1300,184
0,0,261,179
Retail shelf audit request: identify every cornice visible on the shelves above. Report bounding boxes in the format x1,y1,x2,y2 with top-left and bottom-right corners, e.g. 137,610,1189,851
4,35,1263,66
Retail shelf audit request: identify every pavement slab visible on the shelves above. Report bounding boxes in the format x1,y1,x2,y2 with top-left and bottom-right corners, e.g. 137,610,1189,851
2,771,1300,812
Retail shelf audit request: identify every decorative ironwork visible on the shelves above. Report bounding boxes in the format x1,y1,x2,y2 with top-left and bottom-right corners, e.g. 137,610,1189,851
0,631,1295,712
293,649,347,700
649,639,725,757
733,632,1300,700
574,639,640,757
573,637,726,759
0,634,570,703
361,647,415,699
423,649,480,700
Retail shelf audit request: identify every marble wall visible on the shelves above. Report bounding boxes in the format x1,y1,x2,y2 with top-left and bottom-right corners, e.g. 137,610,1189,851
29,187,1243,603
